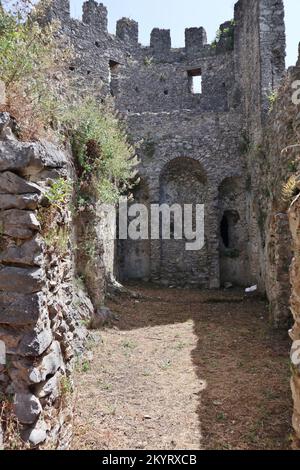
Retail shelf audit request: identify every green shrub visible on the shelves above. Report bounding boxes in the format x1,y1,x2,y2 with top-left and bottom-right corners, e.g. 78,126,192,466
44,178,73,208
45,227,69,251
62,97,137,204
267,89,278,111
1,2,137,204
0,1,73,139
144,56,153,67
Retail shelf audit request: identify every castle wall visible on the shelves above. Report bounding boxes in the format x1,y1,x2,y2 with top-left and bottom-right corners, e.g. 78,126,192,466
0,110,116,448
45,0,291,296
0,113,95,448
233,0,286,294
2,0,299,449
42,0,300,446
43,0,253,288
121,110,250,288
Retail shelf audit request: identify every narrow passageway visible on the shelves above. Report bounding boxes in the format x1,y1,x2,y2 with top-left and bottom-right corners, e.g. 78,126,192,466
72,285,292,450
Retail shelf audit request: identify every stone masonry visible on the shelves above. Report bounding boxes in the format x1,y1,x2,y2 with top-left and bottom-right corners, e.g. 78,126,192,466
46,0,285,290
0,112,96,448
2,0,300,448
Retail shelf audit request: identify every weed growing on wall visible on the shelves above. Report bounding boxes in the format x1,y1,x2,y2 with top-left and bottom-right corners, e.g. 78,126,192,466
0,1,138,205
267,89,279,112
44,178,73,208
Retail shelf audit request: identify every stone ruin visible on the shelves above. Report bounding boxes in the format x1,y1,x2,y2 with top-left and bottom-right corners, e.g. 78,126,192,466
0,0,300,449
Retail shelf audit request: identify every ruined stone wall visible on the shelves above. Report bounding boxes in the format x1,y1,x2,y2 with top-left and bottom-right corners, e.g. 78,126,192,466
247,58,299,329
0,113,97,449
0,0,298,448
44,0,257,289
266,54,300,443
233,0,286,296
114,16,251,288
120,110,250,288
289,196,300,446
45,0,288,292
246,41,300,441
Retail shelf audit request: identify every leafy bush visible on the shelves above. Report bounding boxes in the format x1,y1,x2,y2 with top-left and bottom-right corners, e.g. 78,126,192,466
62,98,137,204
0,2,137,204
44,178,73,208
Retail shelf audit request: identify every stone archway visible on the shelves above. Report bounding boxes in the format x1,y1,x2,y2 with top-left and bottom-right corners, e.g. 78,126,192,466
159,157,208,287
218,176,249,286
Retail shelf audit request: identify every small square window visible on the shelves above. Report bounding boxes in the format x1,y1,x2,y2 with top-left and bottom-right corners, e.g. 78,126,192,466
187,68,202,94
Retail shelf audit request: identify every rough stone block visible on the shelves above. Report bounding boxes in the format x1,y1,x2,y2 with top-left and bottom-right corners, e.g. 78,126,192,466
35,374,59,399
0,209,40,239
0,237,44,267
0,172,42,195
0,292,45,325
0,140,68,174
0,266,44,294
18,322,53,357
0,113,11,136
21,420,47,446
29,341,63,384
13,393,42,425
0,141,37,172
0,193,40,210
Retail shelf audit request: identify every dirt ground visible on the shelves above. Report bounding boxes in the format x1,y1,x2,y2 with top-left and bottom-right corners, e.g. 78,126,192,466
72,284,292,450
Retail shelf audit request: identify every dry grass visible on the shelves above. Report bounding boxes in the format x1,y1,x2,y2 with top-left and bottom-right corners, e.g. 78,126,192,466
0,397,28,450
72,285,292,450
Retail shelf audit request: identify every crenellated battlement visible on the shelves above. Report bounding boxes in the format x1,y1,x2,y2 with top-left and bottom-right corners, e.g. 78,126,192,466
150,29,171,54
185,28,207,52
116,18,139,45
47,0,234,56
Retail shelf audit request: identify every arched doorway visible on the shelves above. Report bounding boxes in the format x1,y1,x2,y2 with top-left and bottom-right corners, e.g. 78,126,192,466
159,157,208,287
218,176,249,286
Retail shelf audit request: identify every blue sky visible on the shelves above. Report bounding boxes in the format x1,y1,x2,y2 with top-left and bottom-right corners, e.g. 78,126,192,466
70,0,299,67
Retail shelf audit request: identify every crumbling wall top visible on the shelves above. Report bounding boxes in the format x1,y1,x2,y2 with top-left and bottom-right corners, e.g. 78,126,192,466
116,18,139,45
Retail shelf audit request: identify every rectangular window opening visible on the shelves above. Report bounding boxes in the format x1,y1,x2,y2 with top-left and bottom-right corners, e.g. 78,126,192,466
187,68,202,95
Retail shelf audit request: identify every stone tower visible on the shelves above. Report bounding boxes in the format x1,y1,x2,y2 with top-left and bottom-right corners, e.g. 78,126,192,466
47,0,286,289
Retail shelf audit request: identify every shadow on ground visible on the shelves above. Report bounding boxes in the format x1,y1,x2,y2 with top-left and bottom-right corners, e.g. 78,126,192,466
72,283,292,450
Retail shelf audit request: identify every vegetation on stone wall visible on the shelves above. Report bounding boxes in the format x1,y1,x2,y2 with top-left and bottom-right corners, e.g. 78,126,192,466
62,98,137,204
282,175,300,203
0,0,73,139
0,1,136,204
211,20,235,49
